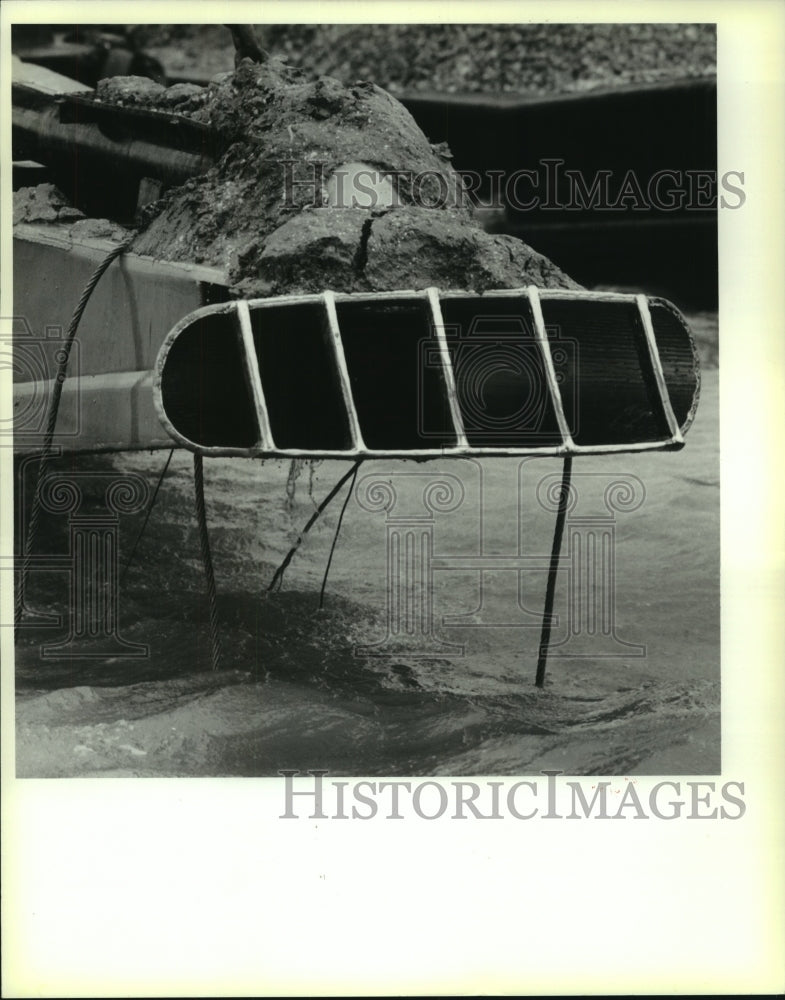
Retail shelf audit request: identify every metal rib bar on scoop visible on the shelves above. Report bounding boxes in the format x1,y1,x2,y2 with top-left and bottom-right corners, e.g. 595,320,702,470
426,286,469,450
526,285,575,452
322,291,366,451
236,299,275,451
635,293,684,446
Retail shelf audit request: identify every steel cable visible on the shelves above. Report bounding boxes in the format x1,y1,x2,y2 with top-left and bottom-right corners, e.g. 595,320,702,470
15,236,135,628
192,452,222,671
267,460,363,594
535,453,573,688
319,461,360,609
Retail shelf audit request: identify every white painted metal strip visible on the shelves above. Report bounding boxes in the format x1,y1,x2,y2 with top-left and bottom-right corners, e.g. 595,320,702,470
426,287,469,449
322,291,366,450
570,440,684,455
536,288,636,303
526,285,575,451
635,294,684,444
236,299,275,450
164,440,682,460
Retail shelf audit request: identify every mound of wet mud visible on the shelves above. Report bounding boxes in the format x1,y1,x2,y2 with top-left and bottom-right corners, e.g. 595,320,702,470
120,60,578,294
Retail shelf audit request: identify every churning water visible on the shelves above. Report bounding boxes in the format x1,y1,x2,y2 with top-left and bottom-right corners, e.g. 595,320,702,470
14,374,719,778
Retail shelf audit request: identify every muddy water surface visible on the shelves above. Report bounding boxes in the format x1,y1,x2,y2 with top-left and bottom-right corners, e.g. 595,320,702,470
15,371,719,778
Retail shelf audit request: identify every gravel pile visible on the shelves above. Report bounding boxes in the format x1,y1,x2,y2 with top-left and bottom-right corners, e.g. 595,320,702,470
140,23,716,96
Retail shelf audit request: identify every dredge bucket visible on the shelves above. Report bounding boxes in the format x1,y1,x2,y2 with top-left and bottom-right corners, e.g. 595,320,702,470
154,287,700,459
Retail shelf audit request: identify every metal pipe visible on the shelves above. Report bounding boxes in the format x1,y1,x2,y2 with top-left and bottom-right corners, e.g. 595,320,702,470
535,453,573,688
12,82,215,195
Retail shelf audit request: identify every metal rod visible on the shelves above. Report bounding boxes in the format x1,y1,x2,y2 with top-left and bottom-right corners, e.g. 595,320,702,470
193,452,222,671
267,460,363,593
635,293,684,444
152,286,663,332
152,439,683,461
322,291,366,450
526,285,575,451
236,299,275,450
426,286,469,448
319,461,361,609
535,453,573,688
237,287,642,309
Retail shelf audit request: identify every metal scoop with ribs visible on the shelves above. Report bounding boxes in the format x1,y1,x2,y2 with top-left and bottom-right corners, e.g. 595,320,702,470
154,287,699,460
150,283,699,687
